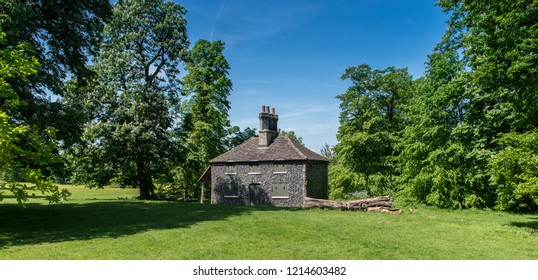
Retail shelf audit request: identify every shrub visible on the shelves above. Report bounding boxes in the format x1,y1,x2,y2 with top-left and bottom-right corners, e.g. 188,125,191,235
488,132,538,211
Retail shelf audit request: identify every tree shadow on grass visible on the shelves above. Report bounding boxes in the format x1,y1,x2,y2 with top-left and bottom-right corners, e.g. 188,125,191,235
509,217,538,235
0,201,259,249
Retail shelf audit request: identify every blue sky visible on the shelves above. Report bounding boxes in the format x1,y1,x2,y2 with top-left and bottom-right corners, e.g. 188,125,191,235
180,0,448,152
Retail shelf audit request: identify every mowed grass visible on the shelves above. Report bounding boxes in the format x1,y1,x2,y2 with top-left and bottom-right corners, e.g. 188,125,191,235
0,185,537,259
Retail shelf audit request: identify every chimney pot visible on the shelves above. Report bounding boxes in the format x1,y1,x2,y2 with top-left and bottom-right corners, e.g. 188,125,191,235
261,105,265,113
267,106,271,113
272,108,275,115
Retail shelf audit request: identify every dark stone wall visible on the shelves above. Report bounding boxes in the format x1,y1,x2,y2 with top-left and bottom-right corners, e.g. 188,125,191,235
211,161,306,207
305,161,329,199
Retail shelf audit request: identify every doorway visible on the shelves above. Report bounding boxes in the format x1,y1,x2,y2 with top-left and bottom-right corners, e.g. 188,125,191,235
249,183,262,206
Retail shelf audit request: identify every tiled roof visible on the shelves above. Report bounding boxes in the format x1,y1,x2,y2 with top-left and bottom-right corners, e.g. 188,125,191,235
209,135,329,163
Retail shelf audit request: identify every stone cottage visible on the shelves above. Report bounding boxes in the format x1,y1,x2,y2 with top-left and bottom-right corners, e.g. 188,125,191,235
199,106,329,207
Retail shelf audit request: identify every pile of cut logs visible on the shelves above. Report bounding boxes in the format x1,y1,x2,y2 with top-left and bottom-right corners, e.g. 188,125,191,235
303,196,402,214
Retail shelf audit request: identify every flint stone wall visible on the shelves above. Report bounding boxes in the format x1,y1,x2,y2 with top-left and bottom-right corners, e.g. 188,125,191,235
211,161,307,207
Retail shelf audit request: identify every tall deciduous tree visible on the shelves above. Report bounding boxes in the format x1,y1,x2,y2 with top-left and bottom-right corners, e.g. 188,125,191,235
0,26,69,204
177,39,232,198
333,64,412,197
0,0,111,150
397,50,486,208
70,0,189,199
0,0,111,190
1,0,111,94
398,0,538,209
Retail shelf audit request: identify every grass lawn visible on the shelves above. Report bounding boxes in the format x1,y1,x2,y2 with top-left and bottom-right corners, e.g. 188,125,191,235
0,185,536,259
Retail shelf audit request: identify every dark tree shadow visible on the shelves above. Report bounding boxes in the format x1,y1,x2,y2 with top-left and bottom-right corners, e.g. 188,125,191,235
0,201,256,249
508,217,538,234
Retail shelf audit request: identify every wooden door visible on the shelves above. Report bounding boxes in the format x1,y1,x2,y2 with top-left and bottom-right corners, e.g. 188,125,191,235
249,183,262,206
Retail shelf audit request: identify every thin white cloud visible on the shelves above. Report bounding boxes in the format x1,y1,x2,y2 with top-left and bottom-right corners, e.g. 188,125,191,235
213,1,324,45
278,105,335,119
210,0,226,41
244,88,260,95
235,79,273,85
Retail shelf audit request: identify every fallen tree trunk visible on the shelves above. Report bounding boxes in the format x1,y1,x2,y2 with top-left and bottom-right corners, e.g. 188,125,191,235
346,196,392,209
304,196,391,210
304,196,401,214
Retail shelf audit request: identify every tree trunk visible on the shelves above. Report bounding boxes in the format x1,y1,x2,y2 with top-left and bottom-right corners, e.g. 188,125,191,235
200,182,204,204
303,196,401,213
137,158,155,200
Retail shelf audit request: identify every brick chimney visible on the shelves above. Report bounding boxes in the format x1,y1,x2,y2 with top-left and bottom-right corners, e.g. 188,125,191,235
259,105,279,147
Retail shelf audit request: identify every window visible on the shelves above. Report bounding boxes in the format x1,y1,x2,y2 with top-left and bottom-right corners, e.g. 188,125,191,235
273,163,287,173
248,163,261,174
272,183,289,198
223,183,238,198
225,164,236,174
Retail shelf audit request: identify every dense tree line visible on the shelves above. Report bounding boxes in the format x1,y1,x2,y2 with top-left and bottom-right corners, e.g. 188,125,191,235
3,0,536,211
1,0,240,202
331,0,538,211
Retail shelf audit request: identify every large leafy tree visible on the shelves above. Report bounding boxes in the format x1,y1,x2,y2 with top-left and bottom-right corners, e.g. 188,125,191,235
0,0,111,148
458,0,538,210
0,26,69,204
397,50,488,208
1,0,111,91
398,0,538,209
70,0,189,199
333,64,412,197
176,39,232,198
0,0,111,190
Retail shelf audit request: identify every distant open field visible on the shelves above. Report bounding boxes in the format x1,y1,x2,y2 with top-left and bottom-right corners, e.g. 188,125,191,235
0,185,536,259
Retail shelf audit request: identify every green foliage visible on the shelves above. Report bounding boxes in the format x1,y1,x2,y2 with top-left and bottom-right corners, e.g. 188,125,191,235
0,0,111,94
397,51,490,208
335,0,538,210
0,26,69,204
227,126,257,149
175,39,233,199
488,132,538,211
334,64,412,197
320,143,335,163
70,0,189,199
396,1,538,210
328,163,364,199
0,0,111,179
0,29,38,104
278,128,303,145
